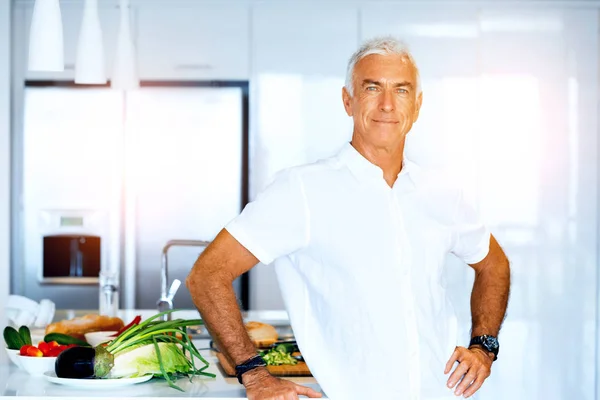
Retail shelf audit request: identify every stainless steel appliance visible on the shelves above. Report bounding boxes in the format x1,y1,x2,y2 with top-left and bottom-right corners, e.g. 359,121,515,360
12,82,249,310
17,207,115,309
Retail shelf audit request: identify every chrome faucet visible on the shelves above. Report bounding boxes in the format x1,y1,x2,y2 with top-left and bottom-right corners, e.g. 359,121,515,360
157,239,210,320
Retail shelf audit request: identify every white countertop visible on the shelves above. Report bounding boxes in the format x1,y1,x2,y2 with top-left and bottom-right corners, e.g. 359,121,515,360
0,310,325,399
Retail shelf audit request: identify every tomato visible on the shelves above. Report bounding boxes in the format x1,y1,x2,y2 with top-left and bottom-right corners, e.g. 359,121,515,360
47,347,63,357
38,341,51,356
19,345,33,356
25,346,43,357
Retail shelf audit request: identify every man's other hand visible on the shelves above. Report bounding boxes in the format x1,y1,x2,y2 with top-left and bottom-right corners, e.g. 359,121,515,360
243,367,323,400
444,346,493,398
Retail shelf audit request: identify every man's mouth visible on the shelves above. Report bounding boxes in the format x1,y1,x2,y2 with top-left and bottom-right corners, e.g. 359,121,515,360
372,119,399,124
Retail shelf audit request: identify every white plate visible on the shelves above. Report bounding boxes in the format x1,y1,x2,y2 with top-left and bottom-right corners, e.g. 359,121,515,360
43,371,152,389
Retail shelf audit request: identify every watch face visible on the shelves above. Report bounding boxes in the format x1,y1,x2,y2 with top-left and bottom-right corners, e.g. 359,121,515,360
483,335,499,351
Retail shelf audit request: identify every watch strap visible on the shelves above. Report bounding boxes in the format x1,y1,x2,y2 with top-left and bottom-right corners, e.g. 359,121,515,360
235,355,267,384
469,335,499,361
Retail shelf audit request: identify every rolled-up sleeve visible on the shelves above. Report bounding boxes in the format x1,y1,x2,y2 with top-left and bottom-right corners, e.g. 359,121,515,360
225,168,309,265
450,188,491,264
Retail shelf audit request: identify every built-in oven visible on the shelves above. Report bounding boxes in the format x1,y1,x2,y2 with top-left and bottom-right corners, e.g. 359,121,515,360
15,208,118,309
42,234,101,284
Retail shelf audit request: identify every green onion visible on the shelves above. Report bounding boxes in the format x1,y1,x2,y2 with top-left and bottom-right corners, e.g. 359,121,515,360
101,309,215,388
152,336,181,391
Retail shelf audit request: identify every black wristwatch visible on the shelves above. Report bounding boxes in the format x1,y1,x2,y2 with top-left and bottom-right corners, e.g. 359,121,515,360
469,335,499,361
235,355,267,384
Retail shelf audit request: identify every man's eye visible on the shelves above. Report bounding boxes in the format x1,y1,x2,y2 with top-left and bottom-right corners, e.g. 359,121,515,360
366,86,378,91
397,88,408,94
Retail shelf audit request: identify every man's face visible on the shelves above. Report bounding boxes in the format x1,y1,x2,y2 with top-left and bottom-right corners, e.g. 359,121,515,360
342,53,423,149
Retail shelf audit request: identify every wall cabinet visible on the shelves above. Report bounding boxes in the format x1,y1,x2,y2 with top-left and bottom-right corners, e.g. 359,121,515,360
15,2,250,81
136,4,250,80
249,3,358,309
250,3,358,191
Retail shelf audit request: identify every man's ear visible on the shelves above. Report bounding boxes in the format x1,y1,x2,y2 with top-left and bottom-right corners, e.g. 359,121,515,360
342,87,353,117
413,91,423,123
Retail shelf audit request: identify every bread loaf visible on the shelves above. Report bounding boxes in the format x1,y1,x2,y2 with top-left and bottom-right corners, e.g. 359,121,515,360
45,314,125,340
245,321,278,348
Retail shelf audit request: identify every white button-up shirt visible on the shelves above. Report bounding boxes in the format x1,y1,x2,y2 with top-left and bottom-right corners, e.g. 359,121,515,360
226,143,490,400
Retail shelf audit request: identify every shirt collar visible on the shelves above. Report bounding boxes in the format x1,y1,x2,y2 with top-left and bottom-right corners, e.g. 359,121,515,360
337,142,419,190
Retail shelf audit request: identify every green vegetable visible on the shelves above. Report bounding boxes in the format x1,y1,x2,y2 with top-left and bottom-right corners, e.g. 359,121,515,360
44,332,90,346
18,326,32,346
274,343,297,354
259,348,298,366
3,326,25,350
94,345,114,378
97,309,215,391
102,342,190,379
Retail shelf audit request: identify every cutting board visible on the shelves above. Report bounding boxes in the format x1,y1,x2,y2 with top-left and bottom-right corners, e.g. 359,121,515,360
215,351,312,377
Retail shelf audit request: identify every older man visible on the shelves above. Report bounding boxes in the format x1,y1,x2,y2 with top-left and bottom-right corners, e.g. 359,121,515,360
187,36,510,400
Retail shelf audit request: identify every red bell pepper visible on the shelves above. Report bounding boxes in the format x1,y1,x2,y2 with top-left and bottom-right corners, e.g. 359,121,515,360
111,315,142,337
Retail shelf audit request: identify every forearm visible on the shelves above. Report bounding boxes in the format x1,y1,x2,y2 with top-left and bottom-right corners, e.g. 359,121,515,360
470,254,510,337
187,263,257,366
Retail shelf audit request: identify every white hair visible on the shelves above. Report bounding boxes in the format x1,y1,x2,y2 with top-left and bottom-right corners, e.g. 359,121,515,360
345,36,421,97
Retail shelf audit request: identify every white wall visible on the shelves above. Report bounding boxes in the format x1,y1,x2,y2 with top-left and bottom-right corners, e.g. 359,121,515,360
0,5,7,388
0,0,11,314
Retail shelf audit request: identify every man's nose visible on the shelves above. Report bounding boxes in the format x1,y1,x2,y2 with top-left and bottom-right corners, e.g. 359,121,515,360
379,90,395,112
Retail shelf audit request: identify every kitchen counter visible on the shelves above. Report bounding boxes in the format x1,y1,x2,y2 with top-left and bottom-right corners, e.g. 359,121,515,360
0,310,325,399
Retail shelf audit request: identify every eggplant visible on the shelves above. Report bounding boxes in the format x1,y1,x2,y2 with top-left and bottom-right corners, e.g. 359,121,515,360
55,346,114,379
55,346,95,378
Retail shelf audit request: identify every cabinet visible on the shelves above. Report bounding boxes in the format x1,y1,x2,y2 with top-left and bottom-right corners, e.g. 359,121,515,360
251,3,358,190
360,5,480,78
360,5,480,169
249,3,358,310
136,4,250,80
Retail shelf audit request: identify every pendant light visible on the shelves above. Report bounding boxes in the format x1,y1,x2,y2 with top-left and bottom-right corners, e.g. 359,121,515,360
28,0,64,71
111,0,139,90
75,0,106,84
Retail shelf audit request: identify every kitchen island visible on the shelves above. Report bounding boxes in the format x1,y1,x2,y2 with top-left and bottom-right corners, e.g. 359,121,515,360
0,310,325,399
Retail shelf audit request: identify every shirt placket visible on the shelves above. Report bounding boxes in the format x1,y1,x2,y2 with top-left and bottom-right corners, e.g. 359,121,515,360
390,189,421,400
